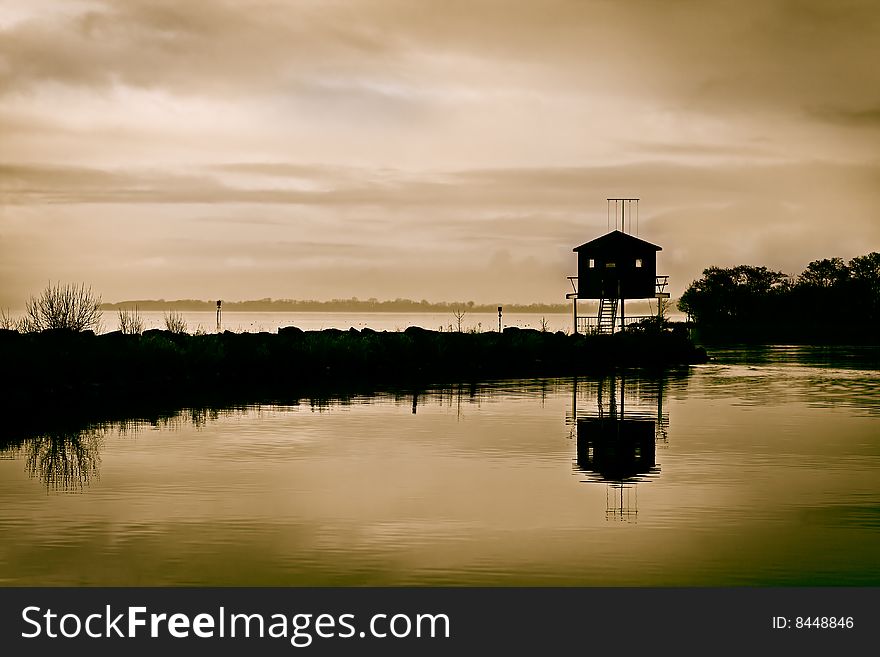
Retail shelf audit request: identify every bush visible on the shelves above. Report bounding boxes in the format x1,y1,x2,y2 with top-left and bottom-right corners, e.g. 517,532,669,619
163,310,188,334
25,282,102,332
117,307,144,335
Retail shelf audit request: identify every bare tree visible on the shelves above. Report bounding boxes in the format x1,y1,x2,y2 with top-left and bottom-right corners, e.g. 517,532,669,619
657,296,670,320
117,307,144,335
0,308,19,330
452,308,466,332
25,282,102,332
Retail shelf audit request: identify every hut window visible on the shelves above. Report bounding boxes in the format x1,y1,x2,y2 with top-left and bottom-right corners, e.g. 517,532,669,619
635,258,643,268
605,262,616,268
588,258,595,268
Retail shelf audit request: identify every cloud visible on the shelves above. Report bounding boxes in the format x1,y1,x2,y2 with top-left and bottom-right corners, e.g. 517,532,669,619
2,156,877,304
625,140,775,160
807,105,880,128
4,1,879,173
1,1,878,306
0,0,396,95
3,0,877,121
4,159,875,210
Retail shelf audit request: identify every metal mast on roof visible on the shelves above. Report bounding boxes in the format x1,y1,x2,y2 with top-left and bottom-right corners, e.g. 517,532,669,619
607,198,639,235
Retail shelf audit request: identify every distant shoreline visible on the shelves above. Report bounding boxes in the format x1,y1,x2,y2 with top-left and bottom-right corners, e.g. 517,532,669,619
97,298,664,314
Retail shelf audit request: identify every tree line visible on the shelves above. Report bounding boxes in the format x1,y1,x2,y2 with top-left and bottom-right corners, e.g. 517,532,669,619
678,252,880,342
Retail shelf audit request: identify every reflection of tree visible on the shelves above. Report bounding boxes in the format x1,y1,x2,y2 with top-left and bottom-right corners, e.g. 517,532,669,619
1,408,225,492
21,429,103,492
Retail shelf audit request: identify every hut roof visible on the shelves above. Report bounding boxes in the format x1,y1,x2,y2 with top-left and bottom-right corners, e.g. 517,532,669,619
573,230,661,252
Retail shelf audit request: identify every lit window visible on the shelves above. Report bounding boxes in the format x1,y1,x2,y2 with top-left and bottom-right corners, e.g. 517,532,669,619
606,262,616,268
588,259,595,268
635,259,643,268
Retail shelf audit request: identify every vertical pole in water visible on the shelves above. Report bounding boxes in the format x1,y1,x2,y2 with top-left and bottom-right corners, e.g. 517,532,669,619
572,297,578,334
216,299,222,332
498,306,502,332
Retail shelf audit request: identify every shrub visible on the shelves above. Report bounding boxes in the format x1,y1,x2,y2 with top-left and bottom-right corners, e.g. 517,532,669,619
163,310,188,334
24,282,102,332
117,307,144,335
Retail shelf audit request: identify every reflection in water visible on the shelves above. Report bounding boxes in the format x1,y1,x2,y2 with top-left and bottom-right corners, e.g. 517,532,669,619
0,385,508,493
18,430,103,492
572,375,669,521
1,352,879,586
3,379,672,502
0,405,268,492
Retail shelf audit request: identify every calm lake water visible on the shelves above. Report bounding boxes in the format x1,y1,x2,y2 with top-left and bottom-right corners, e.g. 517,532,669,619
128,311,574,333
1,346,878,585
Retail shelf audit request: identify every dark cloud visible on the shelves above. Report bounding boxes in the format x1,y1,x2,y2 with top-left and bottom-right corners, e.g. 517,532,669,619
0,0,397,95
599,0,880,118
147,236,405,263
807,105,880,128
3,0,877,123
3,159,878,218
0,163,226,204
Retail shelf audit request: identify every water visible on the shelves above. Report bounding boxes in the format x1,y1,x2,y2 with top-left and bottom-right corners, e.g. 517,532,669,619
1,347,878,585
112,311,573,334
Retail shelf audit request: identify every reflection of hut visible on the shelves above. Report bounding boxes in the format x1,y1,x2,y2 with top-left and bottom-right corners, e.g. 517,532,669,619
576,416,659,522
572,375,666,521
576,417,657,483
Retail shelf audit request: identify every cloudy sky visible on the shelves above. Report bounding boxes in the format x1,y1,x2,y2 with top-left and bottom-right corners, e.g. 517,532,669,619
1,0,878,306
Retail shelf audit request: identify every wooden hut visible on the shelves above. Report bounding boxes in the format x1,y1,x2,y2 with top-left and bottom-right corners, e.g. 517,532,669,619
574,230,661,300
567,199,669,333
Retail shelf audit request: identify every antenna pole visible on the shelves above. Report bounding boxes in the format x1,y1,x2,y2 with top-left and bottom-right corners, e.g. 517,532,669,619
607,198,640,234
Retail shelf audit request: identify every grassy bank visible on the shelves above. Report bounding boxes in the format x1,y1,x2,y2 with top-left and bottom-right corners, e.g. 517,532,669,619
0,324,706,422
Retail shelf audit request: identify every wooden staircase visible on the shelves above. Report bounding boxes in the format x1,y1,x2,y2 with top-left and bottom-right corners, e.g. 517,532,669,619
597,297,618,334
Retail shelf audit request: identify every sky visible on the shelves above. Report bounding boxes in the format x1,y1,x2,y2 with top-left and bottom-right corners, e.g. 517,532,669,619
1,0,878,307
